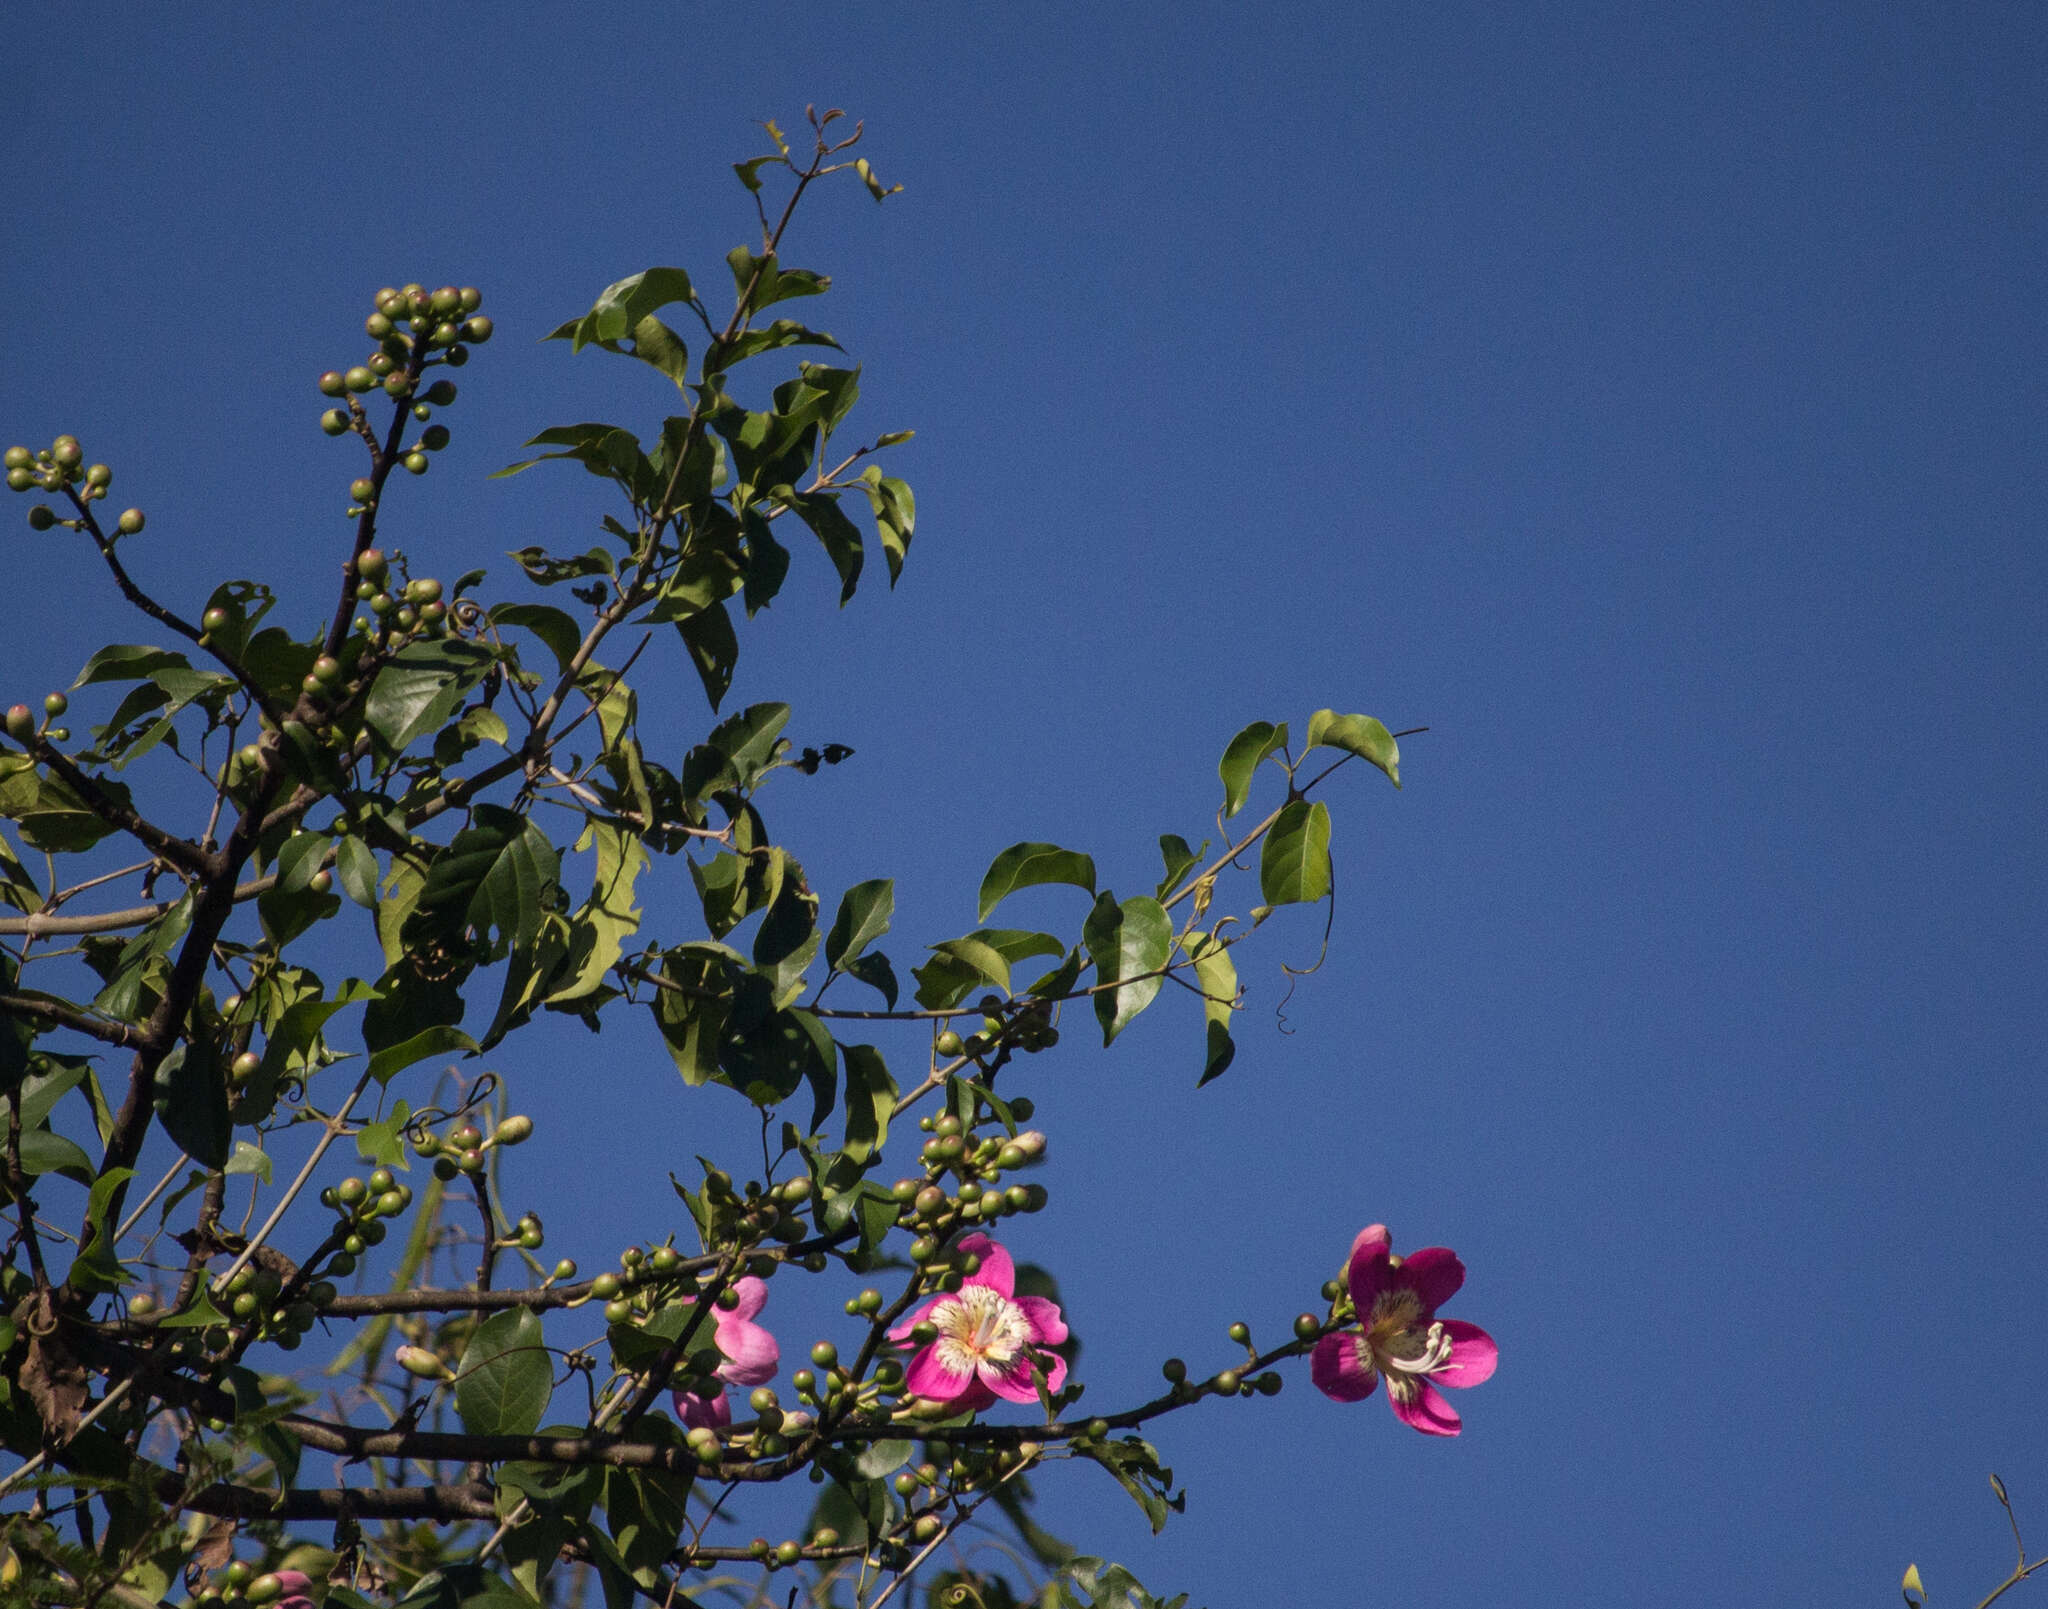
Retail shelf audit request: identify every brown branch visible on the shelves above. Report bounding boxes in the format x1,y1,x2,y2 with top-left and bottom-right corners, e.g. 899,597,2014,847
177,1476,495,1522
25,740,213,879
0,990,155,1051
0,871,278,937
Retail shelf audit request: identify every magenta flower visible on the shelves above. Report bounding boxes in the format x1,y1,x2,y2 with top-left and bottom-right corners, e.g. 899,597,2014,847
1310,1224,1497,1436
272,1571,315,1609
670,1274,780,1428
889,1233,1069,1412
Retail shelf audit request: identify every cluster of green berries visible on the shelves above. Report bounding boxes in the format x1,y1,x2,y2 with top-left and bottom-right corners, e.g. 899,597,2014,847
214,1261,332,1350
1153,1317,1294,1402
5,437,143,535
592,1180,814,1325
317,283,488,483
191,1561,304,1609
2,691,68,747
886,1111,1049,1265
314,1168,415,1271
349,548,451,642
409,1109,533,1179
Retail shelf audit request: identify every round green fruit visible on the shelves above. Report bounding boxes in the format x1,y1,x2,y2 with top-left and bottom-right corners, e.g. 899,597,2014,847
348,477,376,503
4,467,32,492
423,379,457,405
116,508,146,535
85,463,111,487
319,409,350,435
26,505,56,531
2,447,30,470
402,451,428,475
342,366,375,393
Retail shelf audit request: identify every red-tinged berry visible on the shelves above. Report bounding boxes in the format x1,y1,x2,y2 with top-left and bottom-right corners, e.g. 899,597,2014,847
348,478,376,503
4,706,33,741
51,436,82,467
431,286,460,314
319,370,347,396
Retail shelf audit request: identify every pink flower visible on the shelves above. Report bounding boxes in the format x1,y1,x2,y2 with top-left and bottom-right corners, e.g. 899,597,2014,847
1310,1224,1497,1436
670,1275,780,1428
272,1571,315,1609
888,1233,1069,1412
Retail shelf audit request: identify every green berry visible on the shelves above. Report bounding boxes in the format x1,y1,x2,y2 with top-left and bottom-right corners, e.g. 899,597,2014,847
51,436,82,467
2,447,30,470
365,312,393,338
116,508,145,536
419,424,450,451
319,370,347,396
382,373,411,399
5,467,32,492
348,478,376,504
1227,1321,1251,1345
458,286,482,312
27,505,55,531
403,451,428,475
84,463,111,487
445,344,470,366
230,1051,260,1082
1294,1312,1321,1340
42,692,66,718
320,408,350,435
423,379,457,406
431,286,460,314
312,655,342,683
357,547,386,580
343,365,375,393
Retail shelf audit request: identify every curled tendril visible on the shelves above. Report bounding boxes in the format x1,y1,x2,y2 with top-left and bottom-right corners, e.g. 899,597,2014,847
449,597,486,632
400,1072,501,1145
936,1584,988,1609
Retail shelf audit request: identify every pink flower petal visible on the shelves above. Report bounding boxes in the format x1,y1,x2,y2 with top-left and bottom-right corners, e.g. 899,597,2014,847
1346,1229,1397,1315
1388,1378,1463,1436
713,1315,781,1386
957,1233,1014,1297
672,1388,732,1431
945,1377,1000,1414
1311,1332,1380,1402
1433,1320,1497,1388
1015,1294,1068,1347
272,1575,313,1596
726,1275,769,1322
906,1346,978,1402
979,1345,1066,1404
1396,1246,1466,1314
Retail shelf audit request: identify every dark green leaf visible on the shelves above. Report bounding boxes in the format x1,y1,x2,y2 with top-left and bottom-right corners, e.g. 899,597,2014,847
1082,893,1173,1046
674,601,737,711
842,950,899,1008
152,1039,230,1169
364,638,496,758
853,1438,914,1480
840,1044,896,1163
17,1127,92,1183
456,1308,552,1437
1259,799,1332,906
408,804,560,961
1219,720,1289,819
1155,834,1208,900
490,603,584,676
335,835,378,909
558,268,698,351
72,644,191,687
977,842,1097,923
778,489,863,603
367,1024,477,1085
1187,931,1238,1087
826,879,893,970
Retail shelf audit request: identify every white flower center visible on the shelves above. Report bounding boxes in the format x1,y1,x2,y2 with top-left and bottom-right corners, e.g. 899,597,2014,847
1360,1289,1455,1404
929,1284,1032,1377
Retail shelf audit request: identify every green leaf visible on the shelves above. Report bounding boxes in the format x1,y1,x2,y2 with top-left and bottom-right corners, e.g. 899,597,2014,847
367,1024,477,1086
1303,709,1401,788
152,1039,230,1168
674,601,738,712
857,469,916,585
364,638,496,758
777,489,864,603
67,1165,133,1292
354,1099,413,1171
842,951,899,1009
912,930,1065,1010
17,1126,92,1183
853,1438,915,1480
546,824,646,1007
72,644,191,687
408,804,561,961
1259,800,1332,906
558,268,698,352
825,879,893,971
456,1308,552,1437
977,842,1098,923
1219,721,1288,819
651,944,739,1086
1155,834,1208,900
840,1044,896,1164
490,603,584,677
1186,931,1238,1087
1082,894,1174,1045
224,1141,273,1184
335,835,379,909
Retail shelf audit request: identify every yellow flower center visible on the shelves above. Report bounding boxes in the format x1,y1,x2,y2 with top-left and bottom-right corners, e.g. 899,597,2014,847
1361,1288,1456,1404
929,1284,1032,1378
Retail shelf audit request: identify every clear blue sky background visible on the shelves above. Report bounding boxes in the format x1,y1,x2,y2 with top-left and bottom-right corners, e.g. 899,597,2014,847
6,5,2046,1605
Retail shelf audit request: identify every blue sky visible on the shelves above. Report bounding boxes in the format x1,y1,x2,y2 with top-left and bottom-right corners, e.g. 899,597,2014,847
5,5,2046,1605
